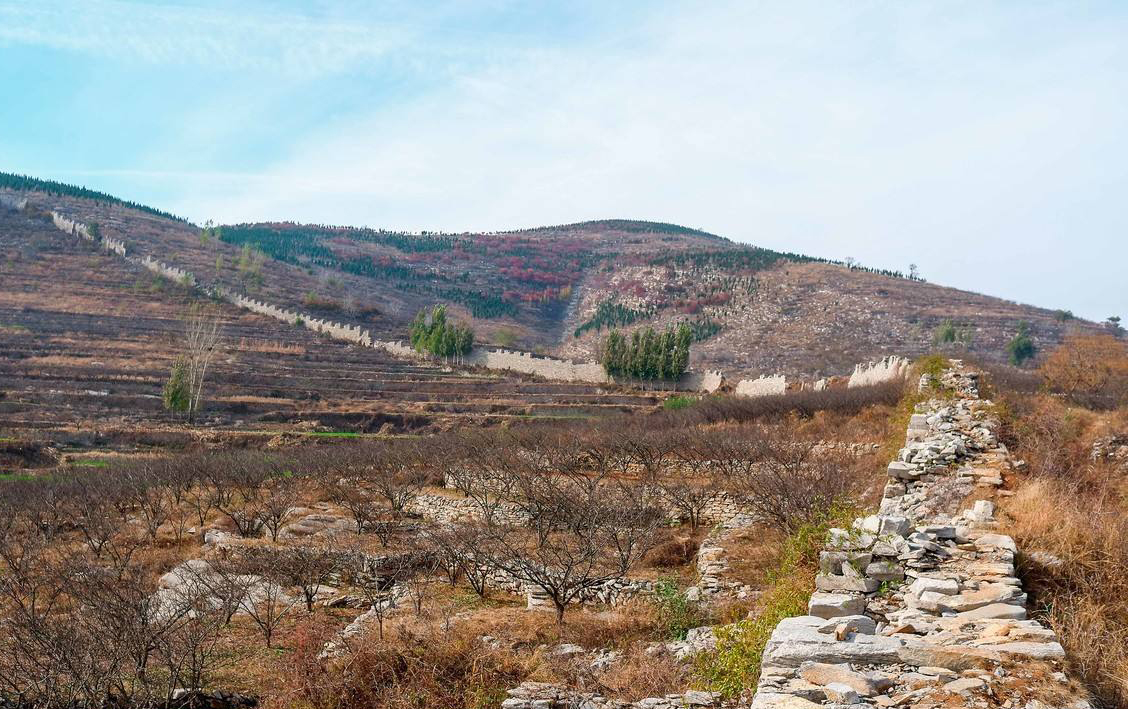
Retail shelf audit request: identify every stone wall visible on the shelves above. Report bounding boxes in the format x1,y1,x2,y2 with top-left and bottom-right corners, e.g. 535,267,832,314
404,493,528,527
27,197,915,394
748,362,1085,709
847,355,910,388
734,374,788,397
682,369,726,393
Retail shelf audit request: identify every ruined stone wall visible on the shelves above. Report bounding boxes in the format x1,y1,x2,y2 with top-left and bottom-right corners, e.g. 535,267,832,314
27,198,913,393
749,362,1083,709
734,374,788,397
681,369,726,393
847,355,910,388
0,193,28,211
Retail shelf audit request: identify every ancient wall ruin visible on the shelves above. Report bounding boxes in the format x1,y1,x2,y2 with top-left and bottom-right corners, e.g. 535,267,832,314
847,355,911,388
749,362,1082,709
0,193,28,211
28,199,914,394
734,374,788,397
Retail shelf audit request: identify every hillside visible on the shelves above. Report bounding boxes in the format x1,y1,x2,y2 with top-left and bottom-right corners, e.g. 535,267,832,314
0,173,1102,378
0,203,658,446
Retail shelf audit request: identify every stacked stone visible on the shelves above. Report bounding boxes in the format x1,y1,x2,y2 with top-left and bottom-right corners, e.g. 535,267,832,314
688,519,758,602
748,362,1085,709
501,682,723,709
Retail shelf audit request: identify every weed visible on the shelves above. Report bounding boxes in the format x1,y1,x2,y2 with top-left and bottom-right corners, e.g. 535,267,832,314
694,502,858,696
663,395,698,411
652,577,706,641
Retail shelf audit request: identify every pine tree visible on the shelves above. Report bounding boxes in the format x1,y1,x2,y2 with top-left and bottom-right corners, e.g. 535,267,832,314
163,358,191,416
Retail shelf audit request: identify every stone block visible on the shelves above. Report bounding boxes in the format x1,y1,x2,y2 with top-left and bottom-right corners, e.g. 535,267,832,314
808,593,865,619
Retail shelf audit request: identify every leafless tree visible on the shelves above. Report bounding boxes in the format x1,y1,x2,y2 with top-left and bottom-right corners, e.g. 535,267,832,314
270,541,346,613
653,429,730,529
425,523,496,598
718,427,860,532
259,474,299,541
330,477,387,535
181,305,222,424
226,551,298,648
484,465,660,626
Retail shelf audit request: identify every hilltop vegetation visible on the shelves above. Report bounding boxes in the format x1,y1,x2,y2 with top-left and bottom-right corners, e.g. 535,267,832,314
0,171,188,223
1,172,1108,377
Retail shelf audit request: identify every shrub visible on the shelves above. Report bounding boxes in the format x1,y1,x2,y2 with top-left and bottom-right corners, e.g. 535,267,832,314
162,358,191,415
1007,322,1037,366
673,381,903,426
1040,333,1128,409
663,395,697,410
695,503,856,696
932,319,971,347
1002,395,1128,707
652,578,706,641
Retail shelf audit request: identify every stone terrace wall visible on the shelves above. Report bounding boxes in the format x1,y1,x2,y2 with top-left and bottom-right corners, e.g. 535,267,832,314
749,362,1085,709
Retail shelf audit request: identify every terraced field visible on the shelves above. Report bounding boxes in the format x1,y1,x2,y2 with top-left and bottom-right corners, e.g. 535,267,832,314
0,207,658,451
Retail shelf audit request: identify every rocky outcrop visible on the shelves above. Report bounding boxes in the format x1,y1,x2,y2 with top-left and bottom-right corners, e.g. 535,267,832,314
750,362,1086,709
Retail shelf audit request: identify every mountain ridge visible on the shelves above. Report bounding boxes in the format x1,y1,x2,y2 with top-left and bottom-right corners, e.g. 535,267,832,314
0,171,1103,378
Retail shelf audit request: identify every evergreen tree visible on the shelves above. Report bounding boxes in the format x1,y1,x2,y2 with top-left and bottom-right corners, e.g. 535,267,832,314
600,324,693,381
163,358,191,416
408,305,474,359
1007,322,1037,366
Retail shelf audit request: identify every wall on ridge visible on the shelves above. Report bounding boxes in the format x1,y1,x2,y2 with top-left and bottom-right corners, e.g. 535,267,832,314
27,199,910,394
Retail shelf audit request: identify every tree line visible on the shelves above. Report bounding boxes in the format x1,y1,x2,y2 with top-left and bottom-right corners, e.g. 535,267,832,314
409,305,474,359
601,324,692,381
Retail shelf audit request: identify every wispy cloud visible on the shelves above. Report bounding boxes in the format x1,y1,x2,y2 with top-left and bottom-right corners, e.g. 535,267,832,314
2,1,1125,320
0,0,425,76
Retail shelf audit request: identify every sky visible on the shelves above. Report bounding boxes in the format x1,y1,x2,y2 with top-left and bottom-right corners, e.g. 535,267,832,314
1,1,1125,322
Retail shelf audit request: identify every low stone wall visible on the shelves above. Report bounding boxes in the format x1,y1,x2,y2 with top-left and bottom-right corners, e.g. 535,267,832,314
748,362,1085,709
404,493,528,527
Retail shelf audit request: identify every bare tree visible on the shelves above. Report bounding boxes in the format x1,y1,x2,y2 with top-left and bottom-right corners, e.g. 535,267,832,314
181,305,222,424
484,466,660,626
654,429,731,529
270,541,346,613
719,427,860,532
259,474,298,542
226,551,298,648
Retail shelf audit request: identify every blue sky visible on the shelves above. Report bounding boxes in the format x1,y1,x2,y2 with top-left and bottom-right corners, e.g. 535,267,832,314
1,1,1125,322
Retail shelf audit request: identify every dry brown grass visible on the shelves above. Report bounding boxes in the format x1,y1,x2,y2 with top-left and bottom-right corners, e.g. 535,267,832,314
1001,393,1128,708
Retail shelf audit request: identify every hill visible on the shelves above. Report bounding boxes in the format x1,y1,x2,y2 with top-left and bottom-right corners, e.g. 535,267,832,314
0,173,1102,378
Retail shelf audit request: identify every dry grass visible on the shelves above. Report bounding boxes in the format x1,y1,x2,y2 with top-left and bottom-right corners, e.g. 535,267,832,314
1000,393,1128,708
